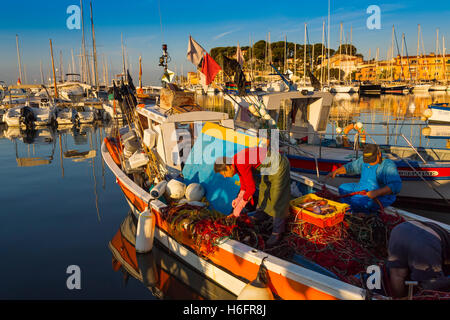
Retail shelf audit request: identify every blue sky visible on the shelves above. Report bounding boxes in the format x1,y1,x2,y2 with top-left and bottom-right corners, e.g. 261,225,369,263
1,0,449,85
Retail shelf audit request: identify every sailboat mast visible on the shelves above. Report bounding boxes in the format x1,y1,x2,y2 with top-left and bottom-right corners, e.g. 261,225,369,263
416,24,420,82
339,22,342,83
303,23,307,86
40,60,44,84
121,33,126,78
49,39,59,98
390,25,395,81
59,50,64,83
321,21,325,84
16,34,23,83
90,1,99,91
327,0,330,86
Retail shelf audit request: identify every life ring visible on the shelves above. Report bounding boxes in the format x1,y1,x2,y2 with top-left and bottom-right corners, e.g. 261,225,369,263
342,123,366,145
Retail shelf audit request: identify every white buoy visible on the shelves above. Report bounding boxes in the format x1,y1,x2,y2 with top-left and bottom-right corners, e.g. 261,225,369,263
135,209,156,253
355,122,363,130
165,179,186,199
150,180,167,198
185,183,205,201
336,127,343,134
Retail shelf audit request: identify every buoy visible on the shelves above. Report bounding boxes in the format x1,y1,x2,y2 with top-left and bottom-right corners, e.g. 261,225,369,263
422,126,432,136
135,209,156,253
336,127,343,134
150,180,167,198
237,257,274,300
165,179,186,199
423,108,433,119
263,114,272,121
355,121,363,130
269,119,277,126
185,183,205,201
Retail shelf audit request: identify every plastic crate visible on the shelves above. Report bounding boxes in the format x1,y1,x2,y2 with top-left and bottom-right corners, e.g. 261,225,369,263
289,193,349,228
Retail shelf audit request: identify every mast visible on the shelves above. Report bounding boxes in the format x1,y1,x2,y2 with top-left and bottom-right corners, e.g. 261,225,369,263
71,49,76,81
443,36,447,83
284,34,287,73
321,20,325,84
121,33,126,78
80,0,87,83
375,47,379,82
417,24,420,82
59,50,64,83
90,1,99,91
40,61,44,84
327,0,330,86
303,23,307,86
435,28,439,81
390,25,395,81
49,39,59,99
339,22,342,83
16,34,23,83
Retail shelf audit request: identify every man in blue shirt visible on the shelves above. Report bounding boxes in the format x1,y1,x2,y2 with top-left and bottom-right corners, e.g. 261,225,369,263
327,144,402,213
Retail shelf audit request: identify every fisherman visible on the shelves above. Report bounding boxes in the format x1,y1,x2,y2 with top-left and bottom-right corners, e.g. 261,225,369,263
387,220,450,298
327,144,402,214
214,147,291,246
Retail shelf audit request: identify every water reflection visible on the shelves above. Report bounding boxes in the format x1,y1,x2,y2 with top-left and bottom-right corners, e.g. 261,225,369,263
109,211,236,300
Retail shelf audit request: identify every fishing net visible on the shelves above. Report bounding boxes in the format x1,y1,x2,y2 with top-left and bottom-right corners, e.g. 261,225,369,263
161,203,240,257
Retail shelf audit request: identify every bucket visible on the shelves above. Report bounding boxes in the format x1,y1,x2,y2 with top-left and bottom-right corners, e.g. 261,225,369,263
135,209,156,253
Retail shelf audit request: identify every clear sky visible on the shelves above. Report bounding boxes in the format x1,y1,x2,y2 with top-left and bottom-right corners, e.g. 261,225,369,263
1,0,449,85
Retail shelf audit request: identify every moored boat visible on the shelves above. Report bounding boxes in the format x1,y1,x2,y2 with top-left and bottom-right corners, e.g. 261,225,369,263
102,86,450,300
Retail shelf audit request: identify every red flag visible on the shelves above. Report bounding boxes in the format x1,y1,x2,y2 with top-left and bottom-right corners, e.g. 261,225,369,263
17,78,21,85
200,53,221,86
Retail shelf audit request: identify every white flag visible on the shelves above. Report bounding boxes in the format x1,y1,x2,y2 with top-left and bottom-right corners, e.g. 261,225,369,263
236,42,244,67
187,36,206,67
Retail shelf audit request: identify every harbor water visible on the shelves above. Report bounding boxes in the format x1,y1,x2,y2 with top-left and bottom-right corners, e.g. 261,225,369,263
1,92,450,299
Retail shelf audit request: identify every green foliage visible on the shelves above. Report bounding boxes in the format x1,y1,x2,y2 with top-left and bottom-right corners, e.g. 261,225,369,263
210,40,341,69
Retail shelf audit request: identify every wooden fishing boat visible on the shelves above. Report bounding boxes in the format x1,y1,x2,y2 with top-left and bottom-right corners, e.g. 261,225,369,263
102,97,450,300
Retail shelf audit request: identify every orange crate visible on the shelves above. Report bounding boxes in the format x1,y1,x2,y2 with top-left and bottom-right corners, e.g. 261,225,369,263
289,194,350,228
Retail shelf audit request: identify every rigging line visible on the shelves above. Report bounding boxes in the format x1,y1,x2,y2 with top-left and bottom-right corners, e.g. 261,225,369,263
157,0,164,44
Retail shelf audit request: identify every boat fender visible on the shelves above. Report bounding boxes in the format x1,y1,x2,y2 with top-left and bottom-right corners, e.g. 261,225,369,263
423,108,433,119
135,209,156,253
150,180,167,199
237,257,274,300
166,179,186,200
421,127,431,137
185,183,205,201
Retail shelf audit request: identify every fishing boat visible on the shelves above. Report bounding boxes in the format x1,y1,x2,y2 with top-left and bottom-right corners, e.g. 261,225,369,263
102,84,450,300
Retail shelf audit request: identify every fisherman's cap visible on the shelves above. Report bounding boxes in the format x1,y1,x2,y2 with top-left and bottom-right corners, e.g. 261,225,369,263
363,144,380,163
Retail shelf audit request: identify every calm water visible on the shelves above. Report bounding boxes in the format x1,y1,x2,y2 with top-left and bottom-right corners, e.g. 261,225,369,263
1,92,450,299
